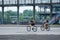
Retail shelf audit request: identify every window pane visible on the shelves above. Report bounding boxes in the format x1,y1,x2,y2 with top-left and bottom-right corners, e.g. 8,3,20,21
39,5,50,13
35,0,41,3
19,6,33,24
4,7,17,24
51,4,60,24
19,0,33,4
35,0,50,3
25,0,33,4
52,0,60,3
52,4,60,13
0,0,2,5
19,0,25,4
42,0,50,3
4,0,17,5
40,7,44,13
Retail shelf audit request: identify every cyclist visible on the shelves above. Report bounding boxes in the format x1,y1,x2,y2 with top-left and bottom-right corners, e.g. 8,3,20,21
29,17,35,26
29,17,35,30
43,19,49,29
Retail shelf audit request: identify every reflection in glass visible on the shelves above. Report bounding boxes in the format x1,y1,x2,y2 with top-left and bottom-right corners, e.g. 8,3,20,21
35,6,50,24
19,6,33,24
35,0,41,3
52,0,60,3
40,6,50,13
42,0,50,3
4,7,17,24
35,0,50,3
25,0,33,4
40,7,44,13
0,0,2,5
45,7,50,13
4,0,17,4
52,8,60,13
52,5,60,13
19,0,33,4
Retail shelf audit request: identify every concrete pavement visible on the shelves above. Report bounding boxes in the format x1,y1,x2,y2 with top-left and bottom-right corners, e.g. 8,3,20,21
0,26,60,35
0,35,60,40
0,25,60,40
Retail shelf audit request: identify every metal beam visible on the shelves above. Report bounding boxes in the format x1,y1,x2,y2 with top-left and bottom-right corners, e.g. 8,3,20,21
2,0,4,24
17,0,19,24
33,0,35,20
50,0,52,19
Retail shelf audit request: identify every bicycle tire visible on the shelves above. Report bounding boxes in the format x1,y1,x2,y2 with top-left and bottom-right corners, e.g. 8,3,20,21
46,26,50,31
32,26,37,32
40,26,44,31
27,26,31,32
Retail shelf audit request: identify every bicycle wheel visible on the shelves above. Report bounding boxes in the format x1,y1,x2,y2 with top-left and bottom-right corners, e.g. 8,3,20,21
40,26,44,31
27,26,31,32
32,26,37,32
46,26,50,31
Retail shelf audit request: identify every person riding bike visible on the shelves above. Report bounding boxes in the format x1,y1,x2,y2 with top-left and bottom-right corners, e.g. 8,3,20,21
29,17,35,26
43,19,49,29
29,17,35,30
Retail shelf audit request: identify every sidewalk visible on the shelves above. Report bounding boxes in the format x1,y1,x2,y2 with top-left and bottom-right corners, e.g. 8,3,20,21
0,27,60,35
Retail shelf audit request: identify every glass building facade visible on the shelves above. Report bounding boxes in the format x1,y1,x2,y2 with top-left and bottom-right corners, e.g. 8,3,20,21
0,0,60,25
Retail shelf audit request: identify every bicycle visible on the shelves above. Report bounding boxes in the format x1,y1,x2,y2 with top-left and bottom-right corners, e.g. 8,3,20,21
40,25,50,31
27,25,37,32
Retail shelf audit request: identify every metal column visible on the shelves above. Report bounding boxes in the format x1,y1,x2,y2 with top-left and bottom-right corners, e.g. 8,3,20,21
50,0,52,19
17,0,19,24
2,0,4,24
33,0,35,20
